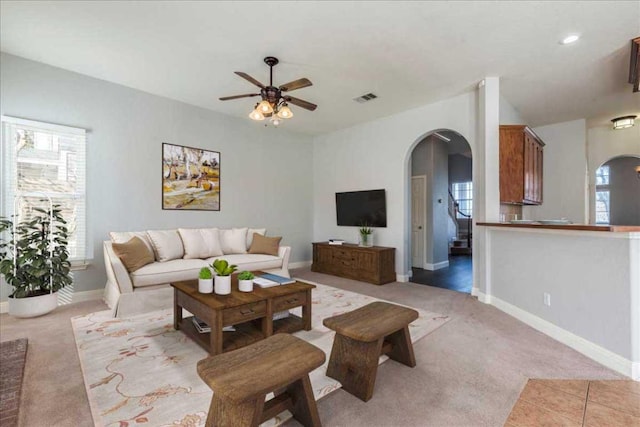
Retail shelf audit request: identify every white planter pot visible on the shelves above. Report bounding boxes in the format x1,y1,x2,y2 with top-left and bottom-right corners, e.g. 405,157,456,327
238,279,254,292
198,278,213,293
214,275,231,295
8,292,58,318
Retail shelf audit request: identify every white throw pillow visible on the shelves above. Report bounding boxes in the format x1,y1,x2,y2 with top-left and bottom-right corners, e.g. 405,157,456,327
219,228,248,254
246,228,266,250
110,231,154,254
178,228,223,259
146,230,185,262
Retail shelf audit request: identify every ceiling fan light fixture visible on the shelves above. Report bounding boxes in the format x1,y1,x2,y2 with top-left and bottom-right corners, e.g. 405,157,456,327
257,100,274,114
611,115,636,130
277,103,293,119
270,116,281,126
249,108,265,121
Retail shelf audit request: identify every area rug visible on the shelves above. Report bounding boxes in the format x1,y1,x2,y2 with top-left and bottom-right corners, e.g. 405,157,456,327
72,281,449,427
0,338,28,427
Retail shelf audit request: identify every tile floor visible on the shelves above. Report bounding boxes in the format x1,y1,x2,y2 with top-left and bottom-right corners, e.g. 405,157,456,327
506,379,640,426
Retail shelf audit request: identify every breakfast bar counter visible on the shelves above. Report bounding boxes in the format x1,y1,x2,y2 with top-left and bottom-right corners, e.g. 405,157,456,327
475,221,639,380
477,222,640,232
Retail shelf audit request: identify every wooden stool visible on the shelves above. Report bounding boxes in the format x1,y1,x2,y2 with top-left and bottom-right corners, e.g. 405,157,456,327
323,301,419,402
197,333,325,427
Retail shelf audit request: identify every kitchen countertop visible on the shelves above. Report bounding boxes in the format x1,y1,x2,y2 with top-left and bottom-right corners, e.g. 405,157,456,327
476,222,640,232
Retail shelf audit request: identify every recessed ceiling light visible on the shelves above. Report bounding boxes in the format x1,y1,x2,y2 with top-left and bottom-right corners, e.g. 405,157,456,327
560,35,580,45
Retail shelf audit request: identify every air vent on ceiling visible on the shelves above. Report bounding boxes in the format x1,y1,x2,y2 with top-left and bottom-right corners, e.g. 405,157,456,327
353,93,378,103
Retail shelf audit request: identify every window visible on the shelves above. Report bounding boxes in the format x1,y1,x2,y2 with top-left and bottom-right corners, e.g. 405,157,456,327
595,165,610,224
1,116,87,263
452,181,472,218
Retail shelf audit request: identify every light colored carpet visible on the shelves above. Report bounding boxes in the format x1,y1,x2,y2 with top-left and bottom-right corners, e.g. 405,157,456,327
71,281,449,427
0,267,625,427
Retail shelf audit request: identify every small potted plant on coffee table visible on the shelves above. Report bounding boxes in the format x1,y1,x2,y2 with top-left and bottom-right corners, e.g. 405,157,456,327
237,271,255,292
211,259,237,295
198,266,213,293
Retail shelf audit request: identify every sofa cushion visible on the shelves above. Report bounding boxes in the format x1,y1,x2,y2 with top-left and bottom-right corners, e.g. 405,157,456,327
110,231,154,254
131,259,207,288
112,237,155,273
179,228,223,259
206,253,282,272
147,229,184,262
219,228,248,254
246,228,266,250
249,234,282,256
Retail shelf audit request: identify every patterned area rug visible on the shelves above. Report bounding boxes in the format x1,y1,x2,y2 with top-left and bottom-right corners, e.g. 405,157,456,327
0,338,28,427
72,281,449,427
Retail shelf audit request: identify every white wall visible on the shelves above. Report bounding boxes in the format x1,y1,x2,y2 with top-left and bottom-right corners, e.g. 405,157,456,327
587,125,640,224
411,136,449,266
0,53,314,299
499,95,525,125
484,227,640,379
523,119,588,223
312,91,481,279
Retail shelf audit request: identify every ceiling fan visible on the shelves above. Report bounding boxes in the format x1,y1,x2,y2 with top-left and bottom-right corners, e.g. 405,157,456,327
220,56,317,124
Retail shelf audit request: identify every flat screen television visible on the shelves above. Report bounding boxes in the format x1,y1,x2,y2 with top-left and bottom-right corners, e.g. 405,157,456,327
336,189,387,227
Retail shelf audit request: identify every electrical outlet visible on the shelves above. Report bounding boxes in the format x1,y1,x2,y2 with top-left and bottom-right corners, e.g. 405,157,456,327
543,292,551,307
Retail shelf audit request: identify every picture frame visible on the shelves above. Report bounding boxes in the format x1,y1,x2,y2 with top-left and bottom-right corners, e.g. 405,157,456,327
162,143,220,211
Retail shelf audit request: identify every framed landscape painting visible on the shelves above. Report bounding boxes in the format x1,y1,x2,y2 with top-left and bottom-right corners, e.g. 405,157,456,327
162,143,220,211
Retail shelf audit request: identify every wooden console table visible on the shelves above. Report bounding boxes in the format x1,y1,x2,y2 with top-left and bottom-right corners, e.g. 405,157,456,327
311,242,395,285
172,274,314,355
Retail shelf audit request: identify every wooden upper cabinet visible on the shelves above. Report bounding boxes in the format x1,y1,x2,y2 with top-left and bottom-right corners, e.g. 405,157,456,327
499,125,545,205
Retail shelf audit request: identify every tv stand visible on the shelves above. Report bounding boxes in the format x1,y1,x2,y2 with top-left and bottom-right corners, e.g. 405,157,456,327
311,242,395,285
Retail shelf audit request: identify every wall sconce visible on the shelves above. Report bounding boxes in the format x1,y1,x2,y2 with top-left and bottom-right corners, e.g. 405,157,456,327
611,115,637,130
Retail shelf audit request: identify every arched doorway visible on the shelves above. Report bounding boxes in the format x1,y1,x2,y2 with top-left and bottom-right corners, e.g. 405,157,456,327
593,155,640,225
406,129,474,293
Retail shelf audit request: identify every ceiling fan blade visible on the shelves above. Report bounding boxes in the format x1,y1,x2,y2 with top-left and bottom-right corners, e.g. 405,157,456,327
279,78,312,92
219,93,260,101
234,71,265,89
284,96,317,111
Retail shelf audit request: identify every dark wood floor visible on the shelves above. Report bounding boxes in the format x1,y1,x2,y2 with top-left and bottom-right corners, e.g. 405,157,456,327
411,255,472,293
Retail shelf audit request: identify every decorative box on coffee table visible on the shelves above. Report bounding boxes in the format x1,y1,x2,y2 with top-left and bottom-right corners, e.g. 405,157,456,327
172,272,314,355
311,242,395,285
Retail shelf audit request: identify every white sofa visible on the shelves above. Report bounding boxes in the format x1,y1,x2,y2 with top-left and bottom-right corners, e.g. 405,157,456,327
103,228,291,317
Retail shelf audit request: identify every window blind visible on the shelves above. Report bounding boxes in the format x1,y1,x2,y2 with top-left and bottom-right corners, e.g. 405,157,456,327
1,116,87,264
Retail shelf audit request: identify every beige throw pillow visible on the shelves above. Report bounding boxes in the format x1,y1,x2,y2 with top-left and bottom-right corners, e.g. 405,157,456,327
112,237,155,272
146,229,185,262
110,231,154,254
246,228,266,250
248,234,282,256
178,228,223,259
219,228,248,254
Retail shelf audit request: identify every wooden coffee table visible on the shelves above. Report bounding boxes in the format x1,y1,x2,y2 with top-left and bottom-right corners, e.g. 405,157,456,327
171,273,315,355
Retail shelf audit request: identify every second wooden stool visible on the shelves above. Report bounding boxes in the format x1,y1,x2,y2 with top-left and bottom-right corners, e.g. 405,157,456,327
323,301,419,402
197,333,325,427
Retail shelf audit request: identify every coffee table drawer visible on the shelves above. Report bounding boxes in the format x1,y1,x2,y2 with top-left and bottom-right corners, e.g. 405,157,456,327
273,292,307,312
223,301,266,325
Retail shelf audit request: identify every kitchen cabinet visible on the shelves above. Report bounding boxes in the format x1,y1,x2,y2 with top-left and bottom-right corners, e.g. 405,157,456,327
499,125,544,205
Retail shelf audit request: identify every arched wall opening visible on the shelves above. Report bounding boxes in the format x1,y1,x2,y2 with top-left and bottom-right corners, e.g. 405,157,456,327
403,128,474,291
593,155,640,226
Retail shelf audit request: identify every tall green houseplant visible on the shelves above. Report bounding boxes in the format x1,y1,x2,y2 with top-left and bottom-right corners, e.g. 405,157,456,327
0,204,72,298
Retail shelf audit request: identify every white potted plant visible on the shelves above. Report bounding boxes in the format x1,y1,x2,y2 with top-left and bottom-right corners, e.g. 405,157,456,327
211,259,237,295
198,266,213,293
237,271,254,292
359,224,373,247
0,204,72,318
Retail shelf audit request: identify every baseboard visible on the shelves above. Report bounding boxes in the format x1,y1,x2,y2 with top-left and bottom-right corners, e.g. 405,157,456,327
471,288,491,303
424,260,449,271
289,260,312,269
0,289,103,314
489,294,638,380
396,273,410,282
